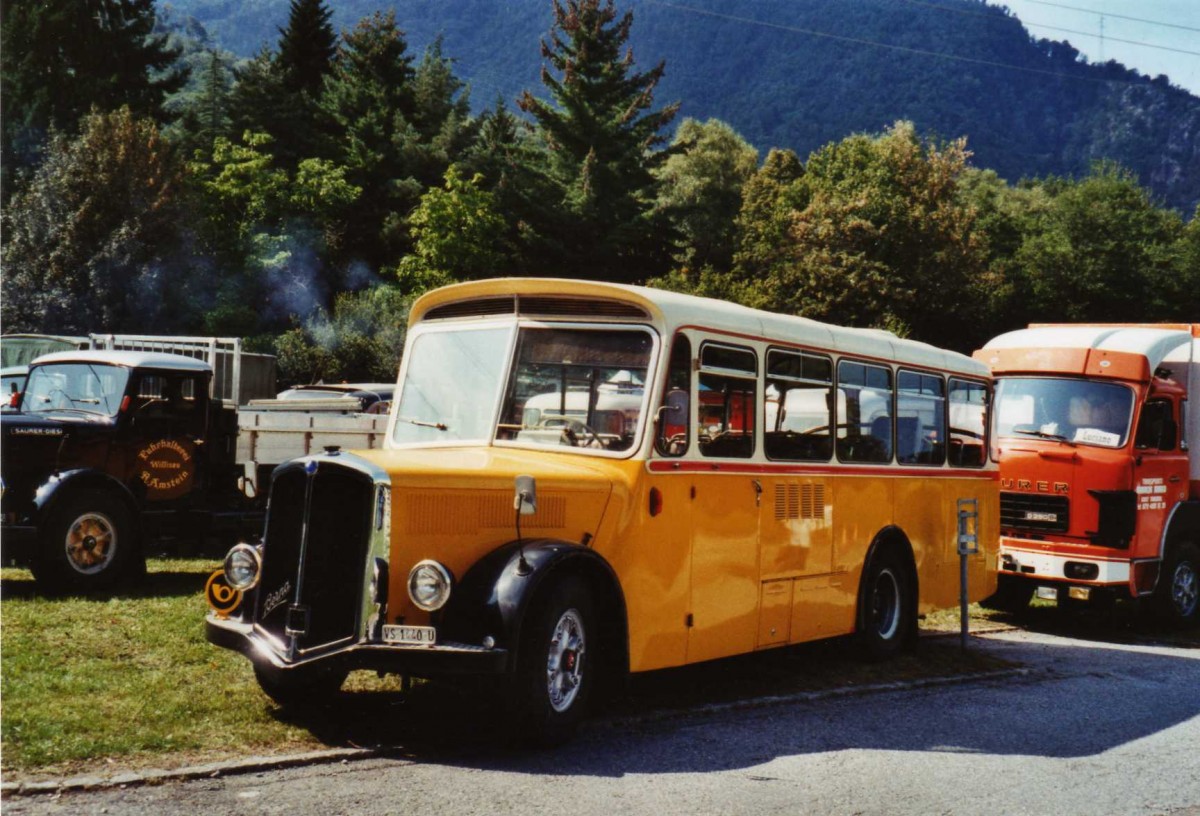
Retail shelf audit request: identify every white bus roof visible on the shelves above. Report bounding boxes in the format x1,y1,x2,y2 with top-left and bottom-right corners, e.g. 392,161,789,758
31,350,213,373
411,278,989,378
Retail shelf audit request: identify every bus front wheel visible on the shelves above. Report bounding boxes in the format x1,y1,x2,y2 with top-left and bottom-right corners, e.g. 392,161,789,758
514,576,596,746
857,548,913,660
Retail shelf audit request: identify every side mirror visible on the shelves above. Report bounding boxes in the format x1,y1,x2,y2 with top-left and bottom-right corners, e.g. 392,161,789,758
514,474,537,516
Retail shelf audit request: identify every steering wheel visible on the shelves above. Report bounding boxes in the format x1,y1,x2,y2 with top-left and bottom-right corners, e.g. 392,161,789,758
563,419,604,449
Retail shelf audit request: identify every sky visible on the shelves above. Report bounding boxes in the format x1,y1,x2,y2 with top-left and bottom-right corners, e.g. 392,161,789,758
992,0,1200,94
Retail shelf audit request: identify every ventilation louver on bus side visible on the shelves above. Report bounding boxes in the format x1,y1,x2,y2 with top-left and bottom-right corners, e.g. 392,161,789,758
422,295,649,322
774,483,826,521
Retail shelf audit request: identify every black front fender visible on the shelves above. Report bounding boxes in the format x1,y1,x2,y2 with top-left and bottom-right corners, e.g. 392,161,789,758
439,539,626,668
34,469,139,528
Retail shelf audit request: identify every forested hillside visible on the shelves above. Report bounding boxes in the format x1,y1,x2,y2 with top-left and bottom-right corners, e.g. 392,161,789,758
3,0,1196,383
161,0,1200,213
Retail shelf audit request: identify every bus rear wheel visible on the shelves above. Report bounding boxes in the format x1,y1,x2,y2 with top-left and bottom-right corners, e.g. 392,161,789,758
857,548,913,660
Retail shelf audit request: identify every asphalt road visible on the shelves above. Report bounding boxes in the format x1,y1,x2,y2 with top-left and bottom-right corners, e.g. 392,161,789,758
6,629,1199,816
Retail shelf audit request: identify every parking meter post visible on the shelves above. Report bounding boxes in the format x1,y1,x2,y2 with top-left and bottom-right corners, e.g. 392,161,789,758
957,498,979,650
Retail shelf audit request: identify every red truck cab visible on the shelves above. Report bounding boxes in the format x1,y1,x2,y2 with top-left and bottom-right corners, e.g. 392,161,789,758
975,325,1199,624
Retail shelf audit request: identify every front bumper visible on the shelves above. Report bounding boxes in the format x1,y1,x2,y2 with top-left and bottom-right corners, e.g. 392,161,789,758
206,614,511,677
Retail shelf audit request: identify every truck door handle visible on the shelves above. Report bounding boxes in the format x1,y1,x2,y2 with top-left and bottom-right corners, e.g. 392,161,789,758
752,479,762,506
1168,474,1182,483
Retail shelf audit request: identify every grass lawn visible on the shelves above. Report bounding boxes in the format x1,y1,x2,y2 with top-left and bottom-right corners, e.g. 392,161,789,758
1,559,340,779
0,560,1036,780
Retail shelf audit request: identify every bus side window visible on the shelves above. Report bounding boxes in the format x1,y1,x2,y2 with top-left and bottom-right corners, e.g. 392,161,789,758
656,334,692,457
698,342,757,459
837,360,893,463
764,349,833,461
896,370,946,466
948,378,988,467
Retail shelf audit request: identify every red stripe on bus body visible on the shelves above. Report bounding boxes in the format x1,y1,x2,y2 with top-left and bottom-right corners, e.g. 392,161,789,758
645,460,998,479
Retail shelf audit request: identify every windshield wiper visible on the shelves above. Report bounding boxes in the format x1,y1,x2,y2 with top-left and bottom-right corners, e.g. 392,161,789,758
398,416,448,431
1013,428,1076,445
31,406,108,419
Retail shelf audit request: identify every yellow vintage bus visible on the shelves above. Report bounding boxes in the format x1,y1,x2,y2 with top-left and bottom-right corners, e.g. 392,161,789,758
207,278,998,743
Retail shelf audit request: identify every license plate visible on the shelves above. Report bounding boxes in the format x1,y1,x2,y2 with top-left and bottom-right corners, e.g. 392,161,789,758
383,625,437,645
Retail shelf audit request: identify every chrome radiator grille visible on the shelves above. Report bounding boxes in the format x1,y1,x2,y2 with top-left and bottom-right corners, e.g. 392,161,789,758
255,463,375,653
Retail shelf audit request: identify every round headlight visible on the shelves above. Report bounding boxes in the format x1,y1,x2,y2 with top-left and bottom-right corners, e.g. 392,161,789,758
407,560,452,611
224,543,262,591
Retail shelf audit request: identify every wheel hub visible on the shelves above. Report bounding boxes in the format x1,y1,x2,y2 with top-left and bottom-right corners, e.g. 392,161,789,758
1173,562,1197,616
65,513,116,573
546,609,586,712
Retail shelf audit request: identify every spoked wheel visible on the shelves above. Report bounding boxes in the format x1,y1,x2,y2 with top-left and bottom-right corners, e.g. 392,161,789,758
33,490,141,593
515,576,596,746
1156,543,1200,627
857,547,914,660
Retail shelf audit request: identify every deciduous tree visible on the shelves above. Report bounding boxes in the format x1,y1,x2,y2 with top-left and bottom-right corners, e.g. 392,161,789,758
1,107,184,333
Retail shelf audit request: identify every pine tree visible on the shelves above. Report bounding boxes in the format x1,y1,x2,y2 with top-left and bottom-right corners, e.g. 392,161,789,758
276,0,336,97
318,10,418,268
518,0,679,282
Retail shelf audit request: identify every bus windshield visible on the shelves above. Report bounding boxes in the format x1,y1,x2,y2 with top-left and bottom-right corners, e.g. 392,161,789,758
993,377,1134,449
496,327,654,454
392,324,654,453
393,325,515,445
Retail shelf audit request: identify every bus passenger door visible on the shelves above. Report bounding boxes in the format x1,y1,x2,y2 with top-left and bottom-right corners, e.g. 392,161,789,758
686,340,761,664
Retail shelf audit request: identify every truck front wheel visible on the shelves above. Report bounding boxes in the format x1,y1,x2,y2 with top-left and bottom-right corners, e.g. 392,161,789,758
1156,543,1200,627
33,490,142,593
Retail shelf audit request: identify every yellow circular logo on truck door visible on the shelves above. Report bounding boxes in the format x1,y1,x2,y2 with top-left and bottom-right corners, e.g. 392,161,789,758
137,439,196,499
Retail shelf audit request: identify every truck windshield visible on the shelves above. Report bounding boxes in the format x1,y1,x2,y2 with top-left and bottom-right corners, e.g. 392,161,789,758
22,363,130,418
993,377,1135,449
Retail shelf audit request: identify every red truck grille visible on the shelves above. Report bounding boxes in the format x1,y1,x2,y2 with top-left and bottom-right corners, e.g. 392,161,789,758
1000,491,1070,534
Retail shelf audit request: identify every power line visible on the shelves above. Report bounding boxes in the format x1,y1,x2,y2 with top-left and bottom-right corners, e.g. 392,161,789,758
897,0,1200,57
642,1,1137,85
1014,0,1200,34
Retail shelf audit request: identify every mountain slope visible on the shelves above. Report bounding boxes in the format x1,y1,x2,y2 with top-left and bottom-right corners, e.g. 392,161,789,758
158,0,1200,212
